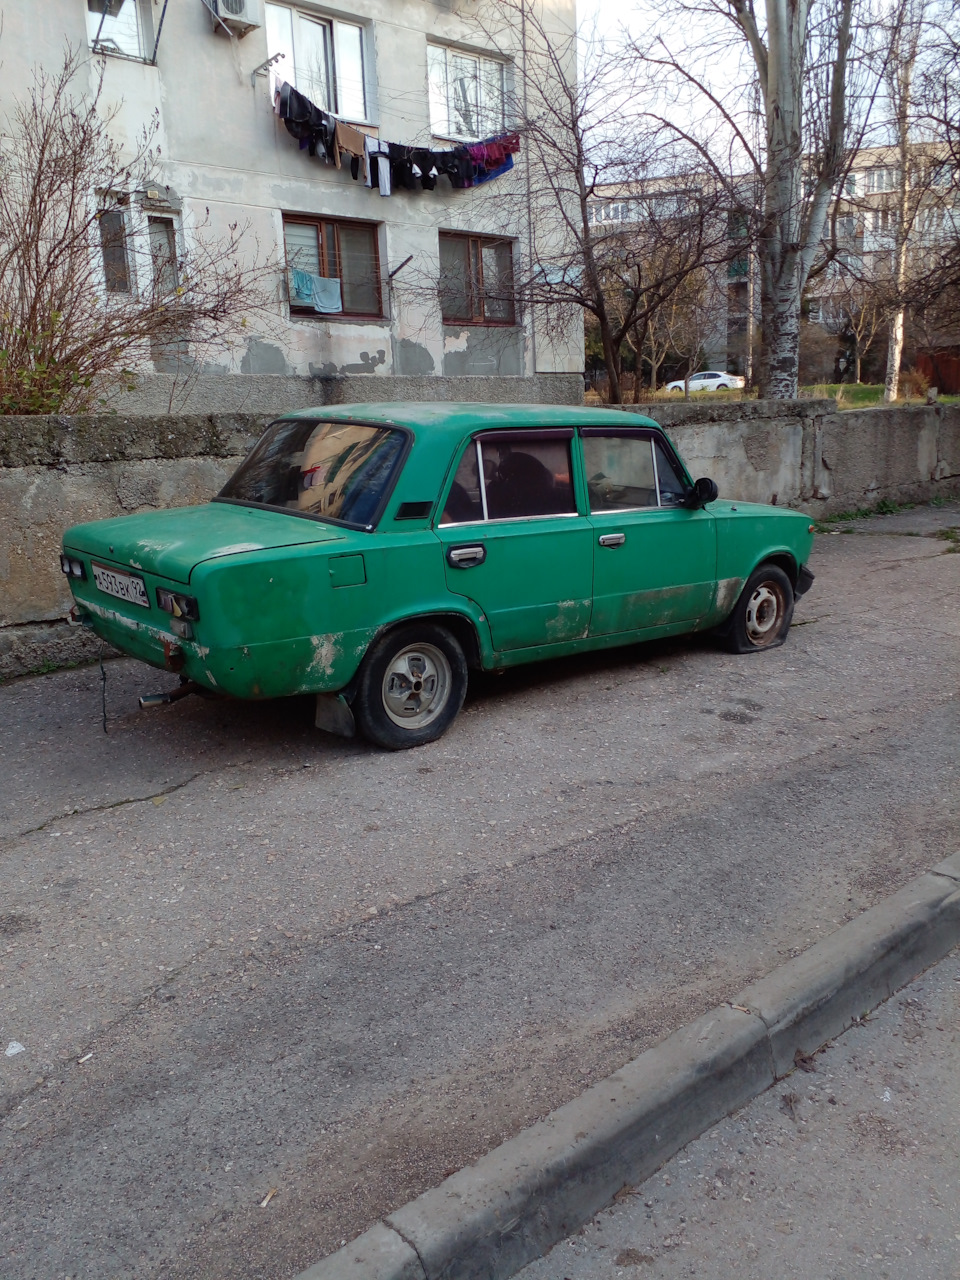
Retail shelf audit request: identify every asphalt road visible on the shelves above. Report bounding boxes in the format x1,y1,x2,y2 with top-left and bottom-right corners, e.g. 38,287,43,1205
1,502,958,1280
516,949,960,1280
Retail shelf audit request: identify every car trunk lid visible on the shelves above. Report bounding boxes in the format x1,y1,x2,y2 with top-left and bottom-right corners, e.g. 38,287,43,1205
64,502,345,584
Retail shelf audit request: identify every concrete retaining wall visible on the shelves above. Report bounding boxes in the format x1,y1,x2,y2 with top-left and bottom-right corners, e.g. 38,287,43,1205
2,396,959,680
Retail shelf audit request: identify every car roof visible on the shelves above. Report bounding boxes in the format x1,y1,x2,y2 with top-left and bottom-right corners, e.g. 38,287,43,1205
278,402,661,442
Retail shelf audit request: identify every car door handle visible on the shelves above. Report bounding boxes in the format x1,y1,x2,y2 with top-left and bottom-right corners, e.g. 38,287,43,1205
447,544,487,568
598,533,626,547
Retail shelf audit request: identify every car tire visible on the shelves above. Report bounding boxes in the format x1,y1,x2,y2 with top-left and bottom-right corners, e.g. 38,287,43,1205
353,623,468,749
715,383,729,390
715,563,795,654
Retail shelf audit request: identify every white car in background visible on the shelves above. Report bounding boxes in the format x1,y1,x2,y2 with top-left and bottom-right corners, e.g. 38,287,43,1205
665,371,745,392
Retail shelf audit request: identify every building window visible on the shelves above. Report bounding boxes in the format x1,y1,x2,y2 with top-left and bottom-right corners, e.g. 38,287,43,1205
147,215,179,295
807,299,822,323
439,233,515,325
98,206,131,294
869,207,898,234
427,44,506,140
865,167,897,194
283,216,381,317
265,4,367,120
87,0,152,60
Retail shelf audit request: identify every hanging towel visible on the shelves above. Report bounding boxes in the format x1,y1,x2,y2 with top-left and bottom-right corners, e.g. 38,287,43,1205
310,275,343,313
291,268,314,304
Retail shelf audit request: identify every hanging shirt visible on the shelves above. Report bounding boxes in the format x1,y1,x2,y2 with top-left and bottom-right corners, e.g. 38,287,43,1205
364,136,392,196
334,120,367,173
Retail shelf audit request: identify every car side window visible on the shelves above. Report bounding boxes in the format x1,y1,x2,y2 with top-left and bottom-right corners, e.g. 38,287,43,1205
481,437,575,519
440,445,484,524
582,434,658,511
441,433,576,524
654,441,690,506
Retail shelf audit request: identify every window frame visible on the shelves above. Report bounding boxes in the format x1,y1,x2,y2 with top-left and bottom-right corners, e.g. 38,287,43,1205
437,426,694,529
439,231,516,327
427,42,508,142
438,429,579,528
265,2,369,122
87,0,154,63
579,426,693,514
97,203,132,295
282,214,384,320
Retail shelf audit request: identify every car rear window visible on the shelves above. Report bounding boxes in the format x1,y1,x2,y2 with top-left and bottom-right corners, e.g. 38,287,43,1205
218,419,406,528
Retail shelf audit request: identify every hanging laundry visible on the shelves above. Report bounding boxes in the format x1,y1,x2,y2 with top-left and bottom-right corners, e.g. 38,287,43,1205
291,267,314,304
334,120,367,175
273,92,521,194
411,148,440,190
275,82,335,161
388,143,423,191
309,275,343,314
364,136,392,196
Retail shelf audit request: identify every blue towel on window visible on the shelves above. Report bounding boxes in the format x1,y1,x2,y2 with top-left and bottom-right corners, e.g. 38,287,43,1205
310,274,343,313
291,268,314,302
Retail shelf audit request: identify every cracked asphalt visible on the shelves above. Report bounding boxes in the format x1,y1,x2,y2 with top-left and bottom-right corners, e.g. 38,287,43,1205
1,500,959,1280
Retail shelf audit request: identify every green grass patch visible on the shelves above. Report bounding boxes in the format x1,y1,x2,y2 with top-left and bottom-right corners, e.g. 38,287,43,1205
817,498,916,525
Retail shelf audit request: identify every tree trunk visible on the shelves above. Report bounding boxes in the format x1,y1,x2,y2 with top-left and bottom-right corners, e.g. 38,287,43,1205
599,317,623,403
884,306,905,400
760,266,803,398
853,335,861,383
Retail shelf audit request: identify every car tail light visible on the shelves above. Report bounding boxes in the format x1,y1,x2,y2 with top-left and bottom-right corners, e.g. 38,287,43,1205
60,554,86,579
156,588,200,621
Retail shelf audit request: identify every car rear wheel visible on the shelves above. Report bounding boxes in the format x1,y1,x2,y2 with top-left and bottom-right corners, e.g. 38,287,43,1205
715,563,795,654
353,623,468,749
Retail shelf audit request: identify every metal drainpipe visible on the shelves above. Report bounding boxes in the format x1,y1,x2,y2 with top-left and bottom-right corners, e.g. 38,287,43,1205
521,4,538,377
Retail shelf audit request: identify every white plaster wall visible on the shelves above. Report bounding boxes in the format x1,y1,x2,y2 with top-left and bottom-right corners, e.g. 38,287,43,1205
2,0,583,381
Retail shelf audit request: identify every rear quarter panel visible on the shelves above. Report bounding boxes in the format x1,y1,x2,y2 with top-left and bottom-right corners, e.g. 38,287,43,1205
191,530,483,698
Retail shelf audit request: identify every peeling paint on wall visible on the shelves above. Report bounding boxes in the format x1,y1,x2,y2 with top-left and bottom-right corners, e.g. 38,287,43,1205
443,330,470,354
394,338,436,376
241,340,289,376
441,326,523,377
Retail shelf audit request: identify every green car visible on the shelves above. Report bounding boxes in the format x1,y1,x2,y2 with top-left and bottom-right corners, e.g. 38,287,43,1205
60,403,814,749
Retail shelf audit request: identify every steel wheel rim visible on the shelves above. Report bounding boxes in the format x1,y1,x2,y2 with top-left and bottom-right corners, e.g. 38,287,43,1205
382,643,452,729
745,581,785,646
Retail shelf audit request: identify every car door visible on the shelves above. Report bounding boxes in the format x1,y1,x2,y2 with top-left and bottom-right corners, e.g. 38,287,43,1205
436,429,594,652
581,427,717,636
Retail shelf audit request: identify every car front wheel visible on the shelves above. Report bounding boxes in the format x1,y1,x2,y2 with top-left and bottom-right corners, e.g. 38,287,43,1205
353,623,468,749
716,564,795,654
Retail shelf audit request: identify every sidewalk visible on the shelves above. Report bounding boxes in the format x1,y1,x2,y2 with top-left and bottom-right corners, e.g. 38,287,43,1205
517,950,960,1280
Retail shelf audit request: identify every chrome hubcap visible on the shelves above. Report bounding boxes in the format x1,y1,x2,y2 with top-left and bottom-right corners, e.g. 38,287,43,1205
382,643,451,729
745,582,785,646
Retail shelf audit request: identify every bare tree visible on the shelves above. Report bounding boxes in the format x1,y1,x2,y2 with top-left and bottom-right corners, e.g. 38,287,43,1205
472,0,734,404
631,0,883,398
0,50,277,414
909,7,960,334
839,285,884,382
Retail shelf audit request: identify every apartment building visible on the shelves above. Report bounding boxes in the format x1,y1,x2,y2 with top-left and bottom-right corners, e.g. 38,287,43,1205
4,0,581,399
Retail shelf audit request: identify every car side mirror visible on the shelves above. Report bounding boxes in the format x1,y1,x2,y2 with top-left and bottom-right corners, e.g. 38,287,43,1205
687,477,719,508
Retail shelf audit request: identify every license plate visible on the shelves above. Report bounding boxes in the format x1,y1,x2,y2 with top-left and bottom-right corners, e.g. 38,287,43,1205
92,563,150,608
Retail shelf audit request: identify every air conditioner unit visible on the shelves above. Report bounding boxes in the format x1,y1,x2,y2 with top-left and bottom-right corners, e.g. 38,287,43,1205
207,0,261,37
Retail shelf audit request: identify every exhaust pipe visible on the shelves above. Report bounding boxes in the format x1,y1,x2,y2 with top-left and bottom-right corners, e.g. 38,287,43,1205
139,681,200,710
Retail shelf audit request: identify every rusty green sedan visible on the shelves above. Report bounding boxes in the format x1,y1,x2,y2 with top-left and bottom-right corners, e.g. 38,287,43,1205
60,403,814,749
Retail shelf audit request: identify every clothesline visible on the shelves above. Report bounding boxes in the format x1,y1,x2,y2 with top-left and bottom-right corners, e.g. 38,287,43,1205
274,82,521,194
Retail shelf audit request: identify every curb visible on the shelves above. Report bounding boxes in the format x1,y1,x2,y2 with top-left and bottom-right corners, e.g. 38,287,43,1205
294,853,960,1280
